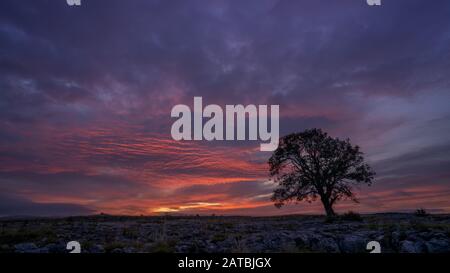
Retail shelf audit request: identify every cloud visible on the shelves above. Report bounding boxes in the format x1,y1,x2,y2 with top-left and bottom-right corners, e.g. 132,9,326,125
0,193,94,217
0,0,449,215
175,180,274,200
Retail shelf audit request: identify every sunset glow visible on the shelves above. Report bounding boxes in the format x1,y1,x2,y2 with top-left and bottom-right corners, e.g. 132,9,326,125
1,0,450,217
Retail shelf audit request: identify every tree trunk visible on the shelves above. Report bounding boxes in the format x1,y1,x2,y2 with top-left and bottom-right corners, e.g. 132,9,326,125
320,197,335,217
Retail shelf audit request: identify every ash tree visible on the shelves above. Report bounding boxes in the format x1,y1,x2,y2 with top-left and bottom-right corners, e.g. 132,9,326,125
269,129,375,217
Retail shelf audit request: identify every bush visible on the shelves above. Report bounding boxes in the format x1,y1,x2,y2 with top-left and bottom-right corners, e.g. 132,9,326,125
340,211,363,222
415,208,429,217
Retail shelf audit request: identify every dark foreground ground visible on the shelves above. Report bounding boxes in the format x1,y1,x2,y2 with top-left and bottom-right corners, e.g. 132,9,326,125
1,213,449,253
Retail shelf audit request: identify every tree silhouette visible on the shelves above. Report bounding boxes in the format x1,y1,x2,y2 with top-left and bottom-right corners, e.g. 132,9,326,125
269,129,375,217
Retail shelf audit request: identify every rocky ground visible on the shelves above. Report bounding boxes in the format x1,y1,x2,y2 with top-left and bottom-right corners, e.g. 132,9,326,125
1,213,449,253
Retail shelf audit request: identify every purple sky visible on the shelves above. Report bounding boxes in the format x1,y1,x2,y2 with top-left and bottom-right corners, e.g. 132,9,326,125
1,0,450,216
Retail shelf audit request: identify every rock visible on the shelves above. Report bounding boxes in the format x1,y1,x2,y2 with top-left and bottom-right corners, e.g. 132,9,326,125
399,240,419,253
89,244,105,253
2,214,450,254
294,233,339,252
399,240,428,253
418,232,434,240
36,246,50,253
123,247,136,253
14,243,38,253
338,235,366,253
425,238,450,253
374,234,384,242
405,233,420,242
314,237,340,253
294,234,310,249
111,248,124,253
143,243,156,252
206,244,217,252
430,232,447,239
46,243,67,253
391,231,402,246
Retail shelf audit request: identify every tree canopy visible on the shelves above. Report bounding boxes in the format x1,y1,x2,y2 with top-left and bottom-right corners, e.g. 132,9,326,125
269,129,375,216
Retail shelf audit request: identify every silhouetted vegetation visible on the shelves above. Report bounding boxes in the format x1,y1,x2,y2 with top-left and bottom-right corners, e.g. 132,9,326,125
340,211,363,222
269,129,375,217
415,208,429,217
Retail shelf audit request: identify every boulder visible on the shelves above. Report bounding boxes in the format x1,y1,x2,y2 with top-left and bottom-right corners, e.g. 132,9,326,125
294,233,339,252
111,248,124,253
425,238,450,253
14,243,38,253
399,240,419,253
89,244,105,253
338,235,366,253
399,239,429,253
314,237,340,253
46,243,66,253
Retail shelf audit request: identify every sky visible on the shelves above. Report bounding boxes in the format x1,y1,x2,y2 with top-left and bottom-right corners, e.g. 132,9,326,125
1,0,450,217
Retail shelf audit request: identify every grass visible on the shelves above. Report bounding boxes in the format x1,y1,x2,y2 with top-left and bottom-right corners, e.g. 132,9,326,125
0,226,57,245
122,226,140,239
231,237,248,253
149,240,175,253
211,233,228,243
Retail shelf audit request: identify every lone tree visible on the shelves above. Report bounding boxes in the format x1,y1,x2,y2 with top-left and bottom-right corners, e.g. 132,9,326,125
269,129,375,217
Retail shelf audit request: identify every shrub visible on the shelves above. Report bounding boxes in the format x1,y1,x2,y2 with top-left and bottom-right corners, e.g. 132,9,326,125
340,211,363,222
415,208,429,217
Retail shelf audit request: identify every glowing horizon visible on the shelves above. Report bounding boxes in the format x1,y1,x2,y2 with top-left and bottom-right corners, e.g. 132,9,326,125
1,0,450,217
